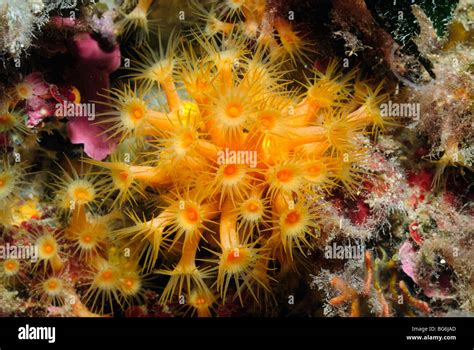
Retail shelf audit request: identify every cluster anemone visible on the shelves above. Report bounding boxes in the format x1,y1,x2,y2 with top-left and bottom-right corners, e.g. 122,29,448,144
0,0,395,318
64,0,391,316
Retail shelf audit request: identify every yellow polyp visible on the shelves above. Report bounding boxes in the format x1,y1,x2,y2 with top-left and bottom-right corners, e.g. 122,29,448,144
219,199,240,249
136,0,153,13
161,77,181,112
4,259,20,275
178,231,201,268
70,203,86,226
129,166,172,186
117,0,155,46
284,126,327,150
15,82,33,100
119,271,142,297
0,109,29,134
146,110,174,130
247,202,259,213
51,255,64,273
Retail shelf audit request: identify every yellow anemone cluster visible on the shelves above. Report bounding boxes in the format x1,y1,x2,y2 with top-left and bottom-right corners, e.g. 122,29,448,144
48,0,391,316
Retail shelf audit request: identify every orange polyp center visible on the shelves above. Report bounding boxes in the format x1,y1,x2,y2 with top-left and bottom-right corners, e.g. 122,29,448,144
74,187,90,200
227,249,242,263
5,261,16,271
131,106,145,121
118,170,129,181
247,202,259,212
43,244,54,254
195,297,206,305
83,234,92,243
186,206,199,222
226,104,242,118
224,164,237,176
48,281,58,290
260,114,275,129
101,270,113,280
282,33,297,44
181,133,194,147
0,114,9,123
308,165,320,174
277,168,293,182
285,211,300,225
124,279,133,288
0,179,4,187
